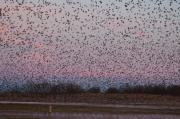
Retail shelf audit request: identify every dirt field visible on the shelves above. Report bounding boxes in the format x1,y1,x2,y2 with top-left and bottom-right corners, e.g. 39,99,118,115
0,93,180,119
1,112,180,119
0,93,180,106
0,113,180,119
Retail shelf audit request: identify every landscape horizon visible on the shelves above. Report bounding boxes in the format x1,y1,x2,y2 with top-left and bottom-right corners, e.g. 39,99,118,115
0,0,180,119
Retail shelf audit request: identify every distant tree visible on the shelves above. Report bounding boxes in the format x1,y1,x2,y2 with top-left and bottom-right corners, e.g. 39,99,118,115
87,87,101,93
64,83,84,93
16,0,25,5
105,87,119,93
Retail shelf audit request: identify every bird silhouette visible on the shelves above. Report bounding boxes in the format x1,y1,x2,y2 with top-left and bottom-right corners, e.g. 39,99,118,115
0,0,179,90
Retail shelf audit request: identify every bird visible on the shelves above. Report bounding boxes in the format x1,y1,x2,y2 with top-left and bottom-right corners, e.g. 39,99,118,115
0,0,179,91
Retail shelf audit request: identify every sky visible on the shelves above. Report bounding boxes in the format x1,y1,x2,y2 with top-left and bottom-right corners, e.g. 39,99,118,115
0,0,179,89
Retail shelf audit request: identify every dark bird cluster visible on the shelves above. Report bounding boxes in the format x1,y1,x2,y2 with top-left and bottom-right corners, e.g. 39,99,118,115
0,0,179,90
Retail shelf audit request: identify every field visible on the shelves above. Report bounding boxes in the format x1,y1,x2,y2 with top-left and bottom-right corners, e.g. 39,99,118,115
0,93,180,119
0,102,180,119
0,93,180,106
1,112,180,119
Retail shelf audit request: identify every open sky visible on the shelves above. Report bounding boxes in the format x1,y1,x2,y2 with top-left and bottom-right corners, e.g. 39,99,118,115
0,0,179,89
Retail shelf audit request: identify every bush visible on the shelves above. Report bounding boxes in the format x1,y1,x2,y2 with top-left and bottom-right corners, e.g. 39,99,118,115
166,85,180,96
49,83,65,94
105,87,119,93
87,87,101,93
63,83,84,94
122,84,180,96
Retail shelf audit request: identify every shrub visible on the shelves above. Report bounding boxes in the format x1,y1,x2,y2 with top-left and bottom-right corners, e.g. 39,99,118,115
63,83,84,93
49,83,65,94
87,87,101,93
122,84,180,96
105,87,119,93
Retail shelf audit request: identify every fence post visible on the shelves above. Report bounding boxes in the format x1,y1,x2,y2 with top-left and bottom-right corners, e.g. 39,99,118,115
49,105,52,113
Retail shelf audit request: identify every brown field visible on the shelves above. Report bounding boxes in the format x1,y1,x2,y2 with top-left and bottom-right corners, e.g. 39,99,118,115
0,93,180,106
0,93,180,118
0,103,180,115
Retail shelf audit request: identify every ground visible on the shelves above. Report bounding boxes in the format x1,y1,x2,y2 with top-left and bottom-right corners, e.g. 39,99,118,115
0,93,180,106
0,93,180,118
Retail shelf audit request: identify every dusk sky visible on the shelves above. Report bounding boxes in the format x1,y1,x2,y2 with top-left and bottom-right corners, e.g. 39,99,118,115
0,0,179,89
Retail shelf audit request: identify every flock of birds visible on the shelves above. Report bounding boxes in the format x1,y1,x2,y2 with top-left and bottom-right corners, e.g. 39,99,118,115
0,0,179,89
